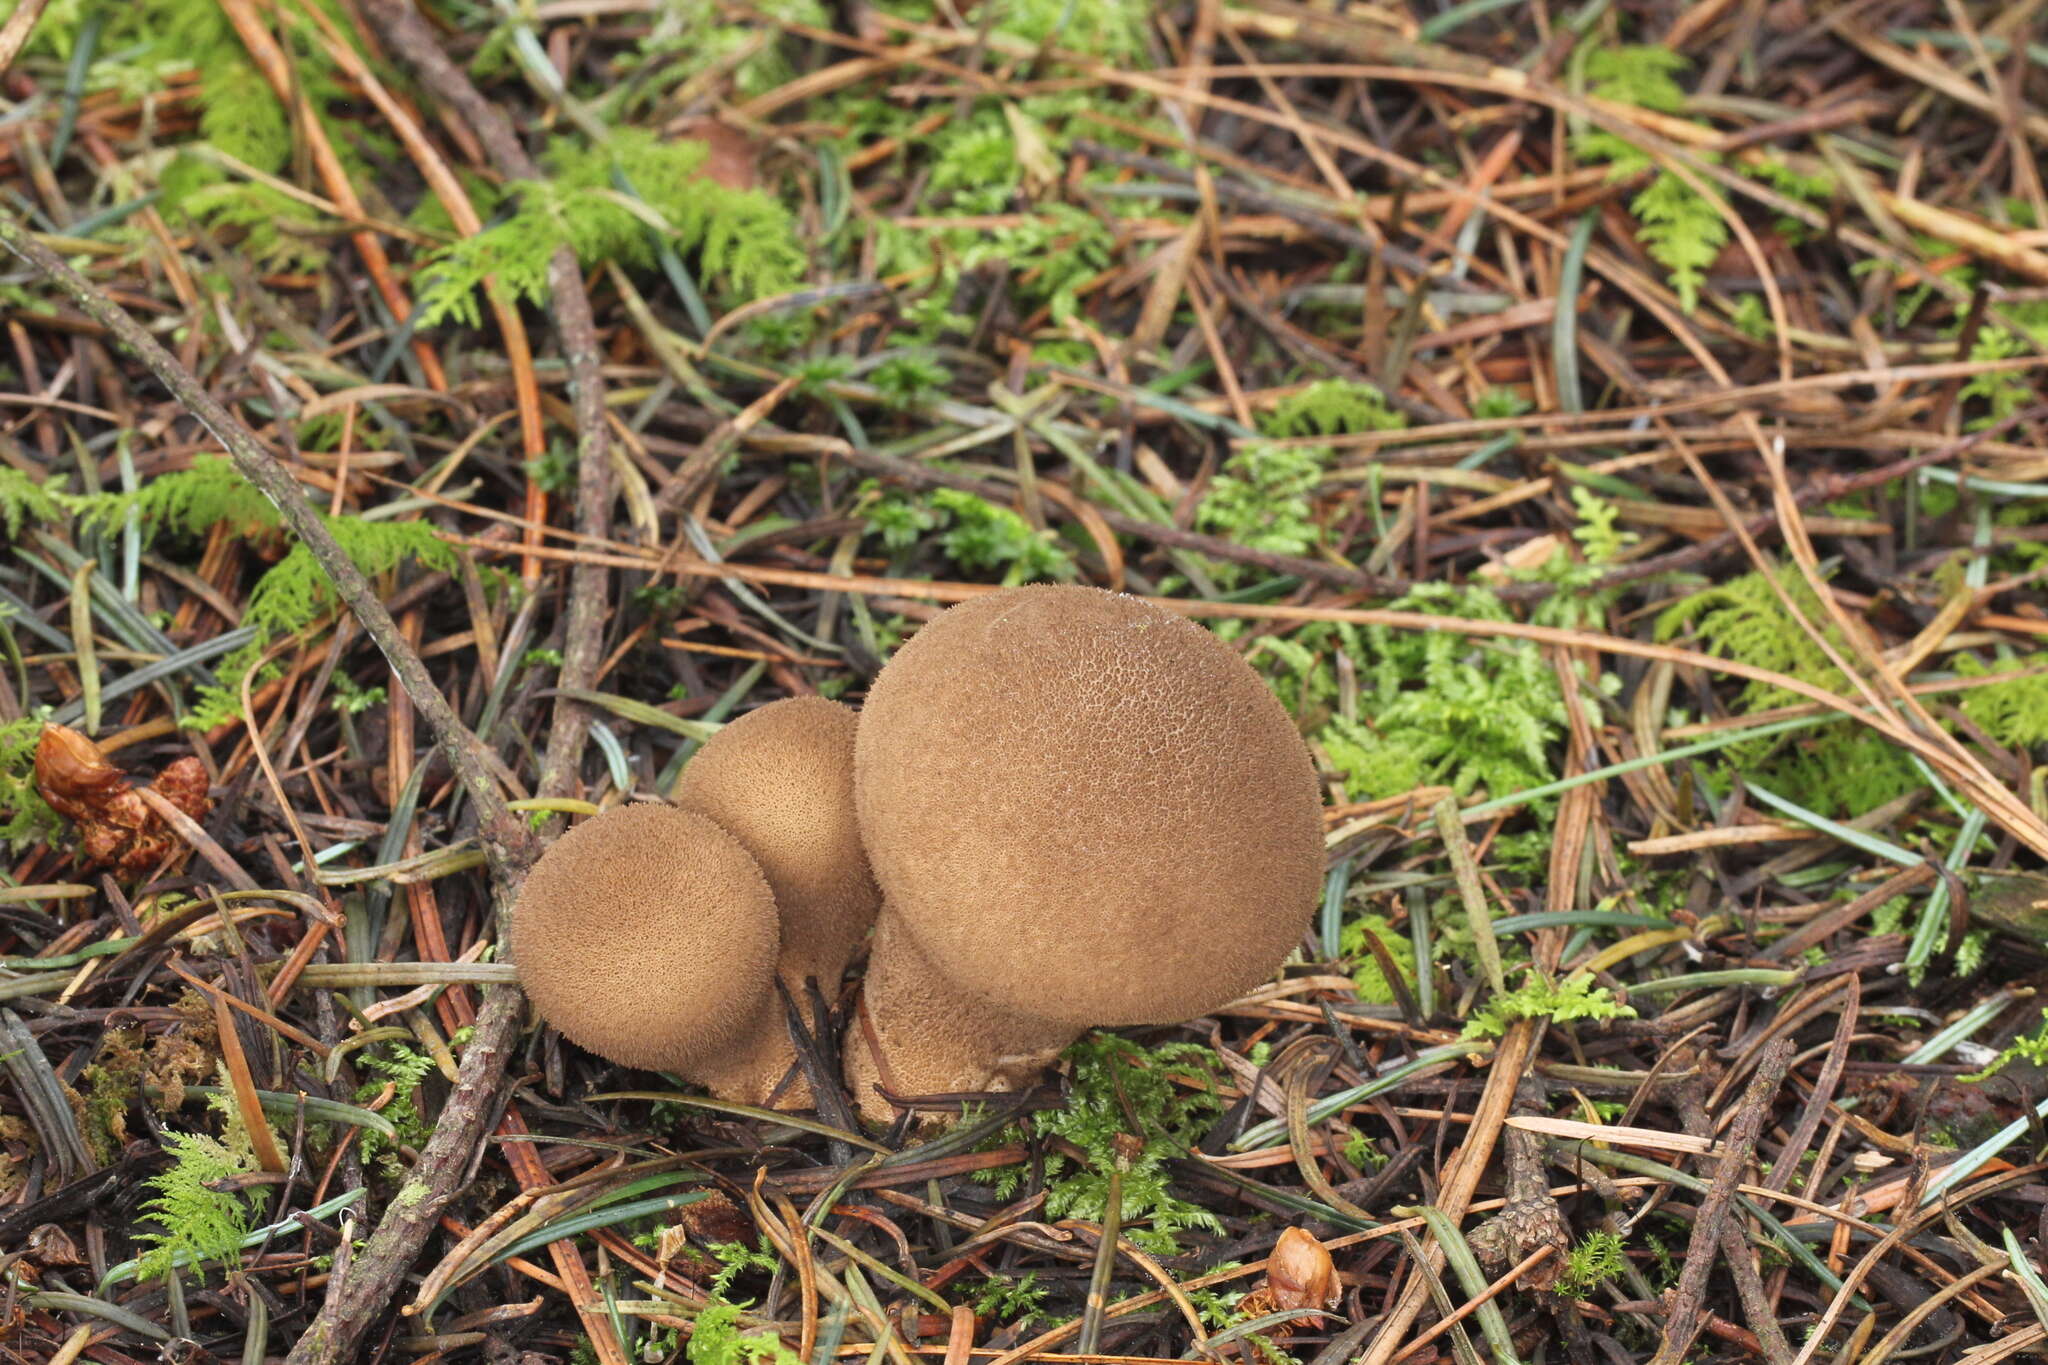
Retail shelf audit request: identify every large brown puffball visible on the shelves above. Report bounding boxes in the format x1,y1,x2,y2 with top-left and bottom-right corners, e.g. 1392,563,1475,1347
512,802,796,1104
848,585,1324,1118
675,696,879,996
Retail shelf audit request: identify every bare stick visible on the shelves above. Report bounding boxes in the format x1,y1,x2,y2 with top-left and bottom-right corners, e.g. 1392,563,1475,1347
358,0,615,804
284,7,623,1363
0,0,52,74
283,988,525,1364
1652,1039,1797,1365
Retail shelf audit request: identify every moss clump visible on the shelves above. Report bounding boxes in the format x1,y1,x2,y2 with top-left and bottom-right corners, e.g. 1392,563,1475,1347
416,129,805,329
1341,913,1417,1005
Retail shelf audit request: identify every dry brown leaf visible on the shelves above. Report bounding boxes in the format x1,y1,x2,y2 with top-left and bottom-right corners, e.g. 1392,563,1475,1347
35,723,212,879
673,117,761,193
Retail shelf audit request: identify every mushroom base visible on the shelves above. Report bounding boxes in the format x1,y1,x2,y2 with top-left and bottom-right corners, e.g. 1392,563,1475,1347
684,997,814,1110
845,914,1076,1124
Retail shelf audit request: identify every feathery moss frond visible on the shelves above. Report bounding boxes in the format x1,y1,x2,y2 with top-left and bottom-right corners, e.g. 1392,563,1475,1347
132,1130,255,1284
1463,974,1634,1039
1031,1036,1225,1254
416,129,804,329
688,1298,805,1365
72,455,281,545
1197,381,1405,578
1653,564,1931,816
186,518,460,729
1956,651,2048,748
0,466,64,539
1326,584,1569,803
1574,46,1725,311
1,714,62,854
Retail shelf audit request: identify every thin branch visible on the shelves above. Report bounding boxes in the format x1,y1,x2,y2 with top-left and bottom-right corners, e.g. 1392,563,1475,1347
279,6,622,1362
1652,1039,1797,1365
0,0,52,75
358,0,616,804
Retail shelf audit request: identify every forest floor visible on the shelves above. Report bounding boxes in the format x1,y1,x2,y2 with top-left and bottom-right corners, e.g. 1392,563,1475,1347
4,1,2048,1362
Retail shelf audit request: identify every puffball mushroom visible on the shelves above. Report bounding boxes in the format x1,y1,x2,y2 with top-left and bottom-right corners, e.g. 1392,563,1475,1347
847,584,1325,1120
674,696,880,997
511,802,797,1104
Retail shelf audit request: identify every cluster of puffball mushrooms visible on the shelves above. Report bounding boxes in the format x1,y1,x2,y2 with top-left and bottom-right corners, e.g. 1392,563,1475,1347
512,584,1326,1123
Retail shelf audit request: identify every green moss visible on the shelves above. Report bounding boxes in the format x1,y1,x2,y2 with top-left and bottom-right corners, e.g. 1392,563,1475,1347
979,1036,1226,1254
1555,1230,1627,1298
72,454,279,545
132,1129,255,1284
71,1057,136,1167
352,1042,438,1177
0,714,61,854
0,466,65,539
188,516,459,729
1322,584,1569,803
1654,565,1920,817
1197,381,1405,581
1572,46,1725,311
1463,973,1633,1039
1340,912,1416,1005
688,1298,804,1365
416,129,804,329
1957,651,2048,747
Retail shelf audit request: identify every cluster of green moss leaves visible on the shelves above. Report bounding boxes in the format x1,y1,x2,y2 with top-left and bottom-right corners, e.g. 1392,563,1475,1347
970,1271,1050,1328
133,1130,255,1283
856,96,1126,332
1196,381,1405,577
819,13,1168,342
1573,46,1726,312
981,1035,1225,1254
61,456,459,729
1899,244,2048,427
1214,407,1654,815
130,1083,263,1284
1958,310,2048,426
0,466,65,539
686,1298,805,1365
856,480,1078,585
1574,46,1831,315
20,0,375,273
1655,561,2048,819
1555,1230,1628,1298
632,0,830,101
1319,584,1571,803
874,0,1151,64
1340,912,1417,1005
1655,564,1915,816
1462,973,1634,1039
0,715,60,853
416,130,803,328
352,1040,439,1176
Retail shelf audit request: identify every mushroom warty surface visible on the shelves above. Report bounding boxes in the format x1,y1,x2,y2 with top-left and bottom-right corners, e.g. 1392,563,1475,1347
511,802,798,1105
848,584,1325,1119
674,695,879,996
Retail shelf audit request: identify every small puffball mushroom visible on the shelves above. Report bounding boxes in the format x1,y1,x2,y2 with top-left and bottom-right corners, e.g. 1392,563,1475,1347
675,696,880,996
848,584,1325,1120
512,802,795,1104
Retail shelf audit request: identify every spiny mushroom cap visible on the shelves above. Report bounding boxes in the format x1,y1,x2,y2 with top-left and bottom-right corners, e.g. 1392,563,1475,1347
675,696,880,993
854,585,1324,1029
511,803,779,1073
